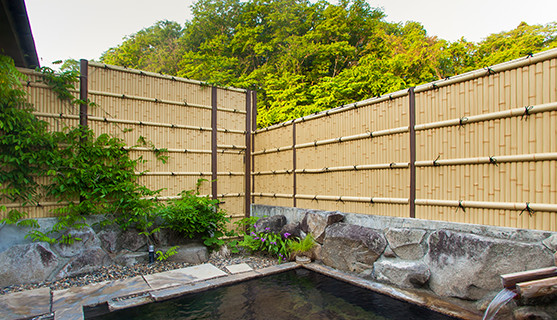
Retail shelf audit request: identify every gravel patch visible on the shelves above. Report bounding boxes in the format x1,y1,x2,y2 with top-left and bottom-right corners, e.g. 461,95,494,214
0,251,278,296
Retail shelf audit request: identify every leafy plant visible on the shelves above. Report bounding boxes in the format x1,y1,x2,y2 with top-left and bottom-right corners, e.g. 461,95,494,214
0,54,163,244
156,246,178,261
157,179,233,249
289,233,316,259
235,217,294,263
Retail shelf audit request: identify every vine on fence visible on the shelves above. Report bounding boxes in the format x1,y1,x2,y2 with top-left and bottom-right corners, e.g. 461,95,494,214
0,55,226,247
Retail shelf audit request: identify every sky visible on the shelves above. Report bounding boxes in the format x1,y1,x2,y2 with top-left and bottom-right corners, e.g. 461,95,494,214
25,0,557,69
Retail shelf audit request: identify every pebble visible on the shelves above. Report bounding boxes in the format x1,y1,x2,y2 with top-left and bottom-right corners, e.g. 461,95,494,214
0,252,278,296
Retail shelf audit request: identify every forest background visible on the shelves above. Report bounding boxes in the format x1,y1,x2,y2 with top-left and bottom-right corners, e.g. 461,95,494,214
95,0,557,128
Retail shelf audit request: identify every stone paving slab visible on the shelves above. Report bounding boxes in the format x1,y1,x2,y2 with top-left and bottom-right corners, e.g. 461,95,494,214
143,263,226,290
0,287,51,320
54,306,83,320
52,275,150,319
225,263,253,274
108,294,154,312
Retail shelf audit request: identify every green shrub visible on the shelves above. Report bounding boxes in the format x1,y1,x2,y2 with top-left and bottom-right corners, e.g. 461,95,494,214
157,179,232,247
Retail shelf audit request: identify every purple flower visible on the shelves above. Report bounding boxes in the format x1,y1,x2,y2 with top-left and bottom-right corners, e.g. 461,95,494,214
250,231,256,236
254,236,259,240
271,241,276,245
283,232,291,238
261,238,266,242
253,224,258,228
265,227,270,231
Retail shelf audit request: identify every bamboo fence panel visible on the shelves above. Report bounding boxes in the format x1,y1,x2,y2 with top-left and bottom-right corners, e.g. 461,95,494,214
413,55,557,231
0,70,80,220
253,49,557,231
2,63,250,225
253,92,411,218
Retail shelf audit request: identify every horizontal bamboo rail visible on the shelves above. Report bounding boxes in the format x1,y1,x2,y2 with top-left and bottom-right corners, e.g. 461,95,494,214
414,102,557,131
415,153,557,167
88,62,247,93
128,146,243,155
414,48,557,93
253,193,557,213
252,153,557,175
88,90,247,115
253,100,556,155
2,201,77,208
414,199,557,213
253,162,409,175
32,112,245,134
138,171,244,176
151,193,245,200
253,193,409,204
253,126,409,155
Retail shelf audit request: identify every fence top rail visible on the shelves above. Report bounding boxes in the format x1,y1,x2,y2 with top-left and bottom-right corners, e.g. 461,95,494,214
254,47,557,134
87,62,248,93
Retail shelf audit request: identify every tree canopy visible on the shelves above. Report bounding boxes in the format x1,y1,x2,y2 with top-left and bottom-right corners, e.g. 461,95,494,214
100,0,557,128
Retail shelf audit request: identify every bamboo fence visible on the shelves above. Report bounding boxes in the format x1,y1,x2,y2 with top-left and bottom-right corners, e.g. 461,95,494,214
2,62,254,229
3,48,557,232
252,48,557,231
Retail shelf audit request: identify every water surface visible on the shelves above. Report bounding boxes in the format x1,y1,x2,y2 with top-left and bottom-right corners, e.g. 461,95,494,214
91,269,456,320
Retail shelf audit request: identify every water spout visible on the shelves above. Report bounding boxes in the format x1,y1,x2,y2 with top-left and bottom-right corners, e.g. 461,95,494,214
482,288,517,320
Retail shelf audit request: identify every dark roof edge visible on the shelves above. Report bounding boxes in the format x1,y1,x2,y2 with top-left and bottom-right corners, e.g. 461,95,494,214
2,0,40,68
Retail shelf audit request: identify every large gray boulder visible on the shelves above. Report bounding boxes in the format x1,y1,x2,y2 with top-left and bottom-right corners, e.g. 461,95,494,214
0,242,60,287
255,215,287,234
55,246,112,279
384,228,427,260
321,223,386,274
164,243,208,264
97,226,120,253
374,260,430,288
118,229,148,252
301,210,344,244
52,226,102,258
425,230,554,300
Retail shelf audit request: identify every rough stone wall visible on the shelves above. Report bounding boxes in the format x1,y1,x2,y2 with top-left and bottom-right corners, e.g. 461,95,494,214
0,217,207,287
252,204,557,302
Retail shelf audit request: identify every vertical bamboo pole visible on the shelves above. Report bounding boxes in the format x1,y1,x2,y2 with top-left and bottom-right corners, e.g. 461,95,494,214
252,91,257,205
409,87,416,218
245,90,252,218
211,86,218,200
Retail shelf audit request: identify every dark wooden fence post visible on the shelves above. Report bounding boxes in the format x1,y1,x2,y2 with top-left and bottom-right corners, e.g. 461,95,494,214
409,87,416,218
79,59,88,128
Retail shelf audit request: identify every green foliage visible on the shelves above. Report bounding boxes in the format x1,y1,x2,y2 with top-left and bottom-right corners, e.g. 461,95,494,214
100,0,557,128
0,55,57,227
288,233,316,256
156,246,178,261
0,54,162,243
235,217,293,262
157,179,232,248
